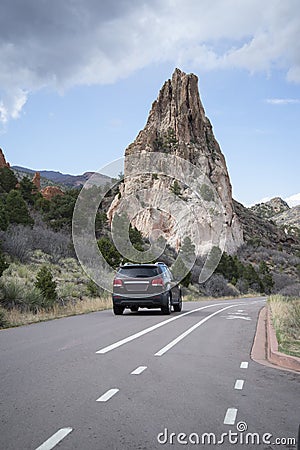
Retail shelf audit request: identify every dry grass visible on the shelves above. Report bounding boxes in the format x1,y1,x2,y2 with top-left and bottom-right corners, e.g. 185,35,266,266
183,286,264,302
268,295,300,358
2,295,112,328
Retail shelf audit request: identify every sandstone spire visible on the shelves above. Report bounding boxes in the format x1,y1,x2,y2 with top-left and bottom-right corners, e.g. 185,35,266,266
0,148,10,168
32,172,41,191
108,68,243,255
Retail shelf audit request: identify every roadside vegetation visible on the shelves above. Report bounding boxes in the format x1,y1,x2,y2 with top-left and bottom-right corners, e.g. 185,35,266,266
0,164,299,329
268,295,300,358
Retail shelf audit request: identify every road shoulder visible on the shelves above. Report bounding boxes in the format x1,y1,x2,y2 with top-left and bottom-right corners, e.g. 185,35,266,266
251,306,300,373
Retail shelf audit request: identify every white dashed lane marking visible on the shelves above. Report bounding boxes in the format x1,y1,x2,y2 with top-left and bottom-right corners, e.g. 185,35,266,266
234,379,245,390
240,361,249,369
224,408,238,425
131,366,147,375
35,428,73,450
96,389,119,402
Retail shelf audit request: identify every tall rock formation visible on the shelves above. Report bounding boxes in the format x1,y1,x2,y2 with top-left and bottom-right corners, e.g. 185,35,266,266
0,148,10,168
108,68,243,255
32,172,41,191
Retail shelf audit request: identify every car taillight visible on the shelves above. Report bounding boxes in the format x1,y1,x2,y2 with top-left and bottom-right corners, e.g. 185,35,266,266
151,277,164,286
113,278,123,287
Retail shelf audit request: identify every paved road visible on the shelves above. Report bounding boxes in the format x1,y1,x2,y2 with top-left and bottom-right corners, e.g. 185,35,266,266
0,298,299,449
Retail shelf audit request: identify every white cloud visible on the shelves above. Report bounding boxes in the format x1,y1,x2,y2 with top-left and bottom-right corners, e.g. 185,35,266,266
265,98,300,105
0,0,300,123
285,193,300,207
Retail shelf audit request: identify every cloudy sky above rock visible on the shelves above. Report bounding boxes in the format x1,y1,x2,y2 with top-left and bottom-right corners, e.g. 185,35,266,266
0,0,299,205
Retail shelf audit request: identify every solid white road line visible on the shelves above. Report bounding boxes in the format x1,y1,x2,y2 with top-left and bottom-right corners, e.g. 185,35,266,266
131,366,147,375
224,408,238,425
240,361,249,369
154,304,238,356
96,303,244,354
35,428,73,450
234,379,245,390
96,388,119,402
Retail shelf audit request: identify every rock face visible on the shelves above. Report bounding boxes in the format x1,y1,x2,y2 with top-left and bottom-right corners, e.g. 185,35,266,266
32,172,41,191
0,148,10,168
274,205,300,228
41,186,64,200
108,68,244,255
234,200,298,249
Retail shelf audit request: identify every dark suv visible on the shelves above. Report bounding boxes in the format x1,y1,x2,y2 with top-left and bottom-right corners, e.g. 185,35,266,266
112,262,182,315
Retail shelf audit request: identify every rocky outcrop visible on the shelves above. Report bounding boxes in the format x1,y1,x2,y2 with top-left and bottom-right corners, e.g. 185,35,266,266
248,197,300,241
0,148,10,168
108,68,244,255
234,200,295,249
41,186,64,200
32,172,41,191
274,205,300,228
250,197,290,219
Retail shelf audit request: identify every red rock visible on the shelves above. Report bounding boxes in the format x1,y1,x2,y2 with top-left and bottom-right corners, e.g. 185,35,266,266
41,186,64,200
32,172,41,191
0,148,10,168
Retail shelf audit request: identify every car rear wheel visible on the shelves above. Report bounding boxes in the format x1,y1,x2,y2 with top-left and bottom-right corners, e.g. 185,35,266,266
173,297,182,312
161,293,172,315
130,306,139,312
113,305,124,315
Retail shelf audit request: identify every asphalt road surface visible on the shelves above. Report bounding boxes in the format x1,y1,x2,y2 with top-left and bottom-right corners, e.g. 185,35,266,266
0,297,299,450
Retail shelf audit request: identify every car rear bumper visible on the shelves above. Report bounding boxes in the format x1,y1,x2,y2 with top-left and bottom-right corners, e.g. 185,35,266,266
112,293,167,308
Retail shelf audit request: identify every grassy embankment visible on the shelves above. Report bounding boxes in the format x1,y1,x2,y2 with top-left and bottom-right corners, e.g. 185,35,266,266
0,252,112,329
268,295,300,358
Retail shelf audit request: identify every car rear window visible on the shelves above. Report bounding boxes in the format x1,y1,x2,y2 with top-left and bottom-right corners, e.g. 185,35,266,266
118,266,160,278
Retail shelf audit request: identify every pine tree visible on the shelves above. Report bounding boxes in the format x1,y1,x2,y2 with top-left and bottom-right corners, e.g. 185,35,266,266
19,176,37,205
0,199,8,231
5,190,33,226
97,236,122,269
35,267,57,308
0,167,18,193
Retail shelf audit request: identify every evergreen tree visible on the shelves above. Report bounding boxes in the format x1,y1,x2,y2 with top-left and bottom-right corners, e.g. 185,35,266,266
0,167,18,193
172,237,195,287
44,190,77,230
5,190,33,226
35,266,57,308
258,261,274,294
0,199,8,231
97,236,122,269
19,176,37,205
129,225,144,252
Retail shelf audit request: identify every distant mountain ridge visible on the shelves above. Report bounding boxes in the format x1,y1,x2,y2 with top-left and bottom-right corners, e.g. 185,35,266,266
12,166,111,188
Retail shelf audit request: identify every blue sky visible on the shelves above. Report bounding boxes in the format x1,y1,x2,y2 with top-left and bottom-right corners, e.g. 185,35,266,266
0,0,299,207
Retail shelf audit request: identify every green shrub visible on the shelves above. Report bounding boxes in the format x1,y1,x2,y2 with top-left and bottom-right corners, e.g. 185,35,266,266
35,266,57,308
0,279,24,309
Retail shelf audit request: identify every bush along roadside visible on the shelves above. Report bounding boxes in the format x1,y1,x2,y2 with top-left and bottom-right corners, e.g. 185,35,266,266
0,253,112,329
268,295,300,358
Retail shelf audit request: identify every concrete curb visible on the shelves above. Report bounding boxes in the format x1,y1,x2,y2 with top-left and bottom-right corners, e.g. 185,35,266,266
266,306,300,372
